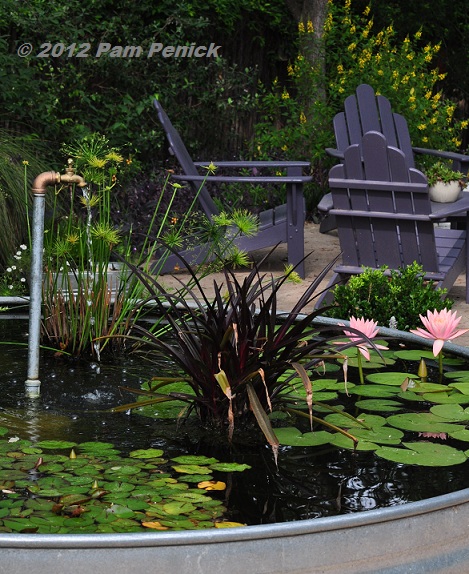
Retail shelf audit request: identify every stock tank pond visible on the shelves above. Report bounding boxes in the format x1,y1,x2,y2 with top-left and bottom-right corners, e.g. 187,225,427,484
2,315,469,573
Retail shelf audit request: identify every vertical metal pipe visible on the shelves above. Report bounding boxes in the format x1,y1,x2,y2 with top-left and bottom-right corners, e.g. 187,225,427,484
25,192,46,397
25,168,86,397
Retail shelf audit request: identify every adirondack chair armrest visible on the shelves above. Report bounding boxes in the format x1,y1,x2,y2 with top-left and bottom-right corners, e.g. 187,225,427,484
325,148,344,160
429,196,469,219
412,147,469,174
193,160,310,169
171,174,312,184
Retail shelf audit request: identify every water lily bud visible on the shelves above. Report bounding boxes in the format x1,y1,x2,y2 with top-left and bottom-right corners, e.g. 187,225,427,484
418,358,428,382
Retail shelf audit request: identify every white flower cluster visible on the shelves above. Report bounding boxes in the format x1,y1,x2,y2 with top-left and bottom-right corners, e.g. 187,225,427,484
3,244,28,292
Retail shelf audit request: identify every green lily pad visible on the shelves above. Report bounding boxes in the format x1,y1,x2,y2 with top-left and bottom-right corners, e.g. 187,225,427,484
421,393,469,405
386,413,461,433
329,433,378,450
129,448,164,459
444,371,469,381
430,404,469,422
35,440,77,450
324,413,386,428
171,456,219,465
392,350,435,361
354,399,403,412
162,501,196,515
448,383,469,395
347,385,400,398
274,427,332,447
172,465,212,475
376,442,467,466
397,390,428,402
449,428,469,442
209,462,252,472
352,426,404,445
366,372,419,386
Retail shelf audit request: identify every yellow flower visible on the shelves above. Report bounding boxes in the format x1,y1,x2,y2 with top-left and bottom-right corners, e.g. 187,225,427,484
287,63,294,76
281,90,290,100
281,145,288,151
299,111,307,124
363,6,370,16
202,162,217,175
66,232,80,245
105,151,123,163
461,120,469,129
87,157,107,169
307,20,314,34
414,30,422,40
79,194,100,208
22,160,29,166
417,124,427,131
298,22,305,33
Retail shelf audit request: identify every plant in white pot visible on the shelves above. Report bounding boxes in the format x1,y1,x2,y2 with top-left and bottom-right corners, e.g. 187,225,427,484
425,160,465,203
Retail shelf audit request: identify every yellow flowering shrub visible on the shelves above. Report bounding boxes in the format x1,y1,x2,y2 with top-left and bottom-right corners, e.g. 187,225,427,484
325,1,466,153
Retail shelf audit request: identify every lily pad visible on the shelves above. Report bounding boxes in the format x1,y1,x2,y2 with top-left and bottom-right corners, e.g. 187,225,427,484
352,426,404,445
444,371,469,381
430,404,469,422
329,433,378,450
209,462,252,472
392,350,435,361
346,385,400,398
35,440,77,450
366,372,419,386
129,448,164,459
376,442,467,466
421,393,469,405
386,413,461,433
354,399,403,412
274,427,332,447
448,383,469,395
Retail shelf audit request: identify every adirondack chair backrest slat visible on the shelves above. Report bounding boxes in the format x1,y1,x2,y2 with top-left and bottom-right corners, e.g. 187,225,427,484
329,131,439,272
153,99,220,217
333,84,416,170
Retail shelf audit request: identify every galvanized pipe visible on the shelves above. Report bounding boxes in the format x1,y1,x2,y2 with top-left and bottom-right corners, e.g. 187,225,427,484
25,165,86,397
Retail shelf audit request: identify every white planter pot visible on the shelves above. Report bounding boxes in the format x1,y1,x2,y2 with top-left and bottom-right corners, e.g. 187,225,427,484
47,263,129,294
429,180,462,203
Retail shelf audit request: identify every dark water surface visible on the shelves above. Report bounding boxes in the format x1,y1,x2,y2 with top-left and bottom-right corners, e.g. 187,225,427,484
1,316,469,526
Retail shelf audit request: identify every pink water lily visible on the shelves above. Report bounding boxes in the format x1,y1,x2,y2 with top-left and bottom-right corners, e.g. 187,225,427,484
410,309,469,357
341,316,388,361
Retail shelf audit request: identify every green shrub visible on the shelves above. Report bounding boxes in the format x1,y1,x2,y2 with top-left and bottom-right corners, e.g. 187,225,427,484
324,262,452,331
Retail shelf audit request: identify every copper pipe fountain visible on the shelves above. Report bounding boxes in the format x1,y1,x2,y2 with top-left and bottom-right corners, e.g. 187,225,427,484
25,160,86,397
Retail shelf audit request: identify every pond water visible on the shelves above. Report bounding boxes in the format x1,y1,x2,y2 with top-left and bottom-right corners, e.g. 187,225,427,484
1,315,469,528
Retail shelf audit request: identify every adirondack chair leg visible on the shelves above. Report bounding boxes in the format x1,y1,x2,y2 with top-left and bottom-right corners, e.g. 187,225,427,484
286,167,306,278
466,213,469,303
314,272,344,310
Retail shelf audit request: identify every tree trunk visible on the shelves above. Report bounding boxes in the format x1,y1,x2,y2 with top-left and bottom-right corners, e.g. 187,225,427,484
285,0,328,99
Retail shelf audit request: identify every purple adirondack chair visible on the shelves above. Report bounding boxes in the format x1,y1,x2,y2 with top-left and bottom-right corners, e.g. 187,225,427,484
316,130,469,308
153,99,312,277
318,84,469,233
